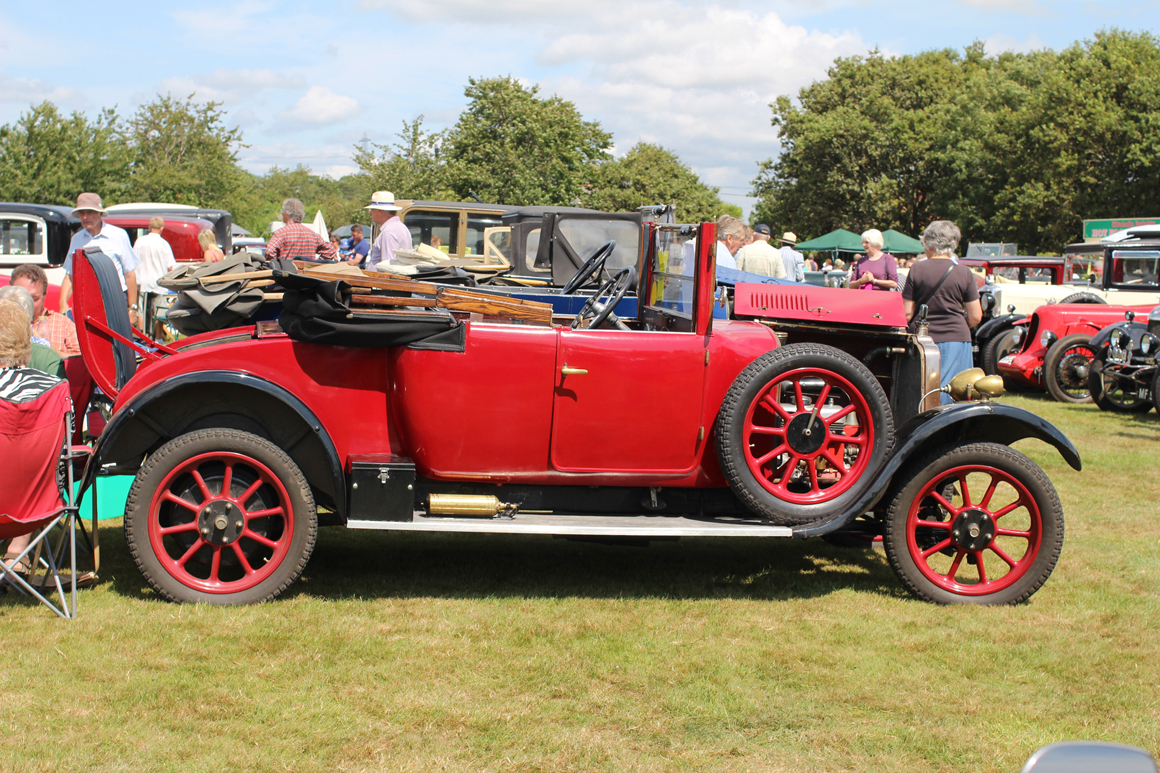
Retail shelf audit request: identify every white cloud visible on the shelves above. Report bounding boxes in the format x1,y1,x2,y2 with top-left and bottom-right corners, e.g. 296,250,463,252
236,141,360,174
277,86,362,127
983,32,1049,54
0,74,86,107
958,0,1044,12
159,69,305,104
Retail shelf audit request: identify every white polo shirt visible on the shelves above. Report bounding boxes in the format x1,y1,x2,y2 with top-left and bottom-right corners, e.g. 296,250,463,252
62,221,141,292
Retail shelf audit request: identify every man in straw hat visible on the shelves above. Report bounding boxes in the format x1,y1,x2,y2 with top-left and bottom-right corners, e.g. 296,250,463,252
778,231,806,283
365,191,413,271
58,193,140,326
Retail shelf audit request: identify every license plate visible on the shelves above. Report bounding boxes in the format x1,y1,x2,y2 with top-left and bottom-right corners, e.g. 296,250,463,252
1139,388,1150,399
999,355,1015,365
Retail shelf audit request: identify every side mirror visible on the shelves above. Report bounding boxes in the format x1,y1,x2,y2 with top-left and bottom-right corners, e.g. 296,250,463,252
1021,741,1158,773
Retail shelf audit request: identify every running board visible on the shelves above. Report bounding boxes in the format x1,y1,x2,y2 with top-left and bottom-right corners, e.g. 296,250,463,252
347,512,793,538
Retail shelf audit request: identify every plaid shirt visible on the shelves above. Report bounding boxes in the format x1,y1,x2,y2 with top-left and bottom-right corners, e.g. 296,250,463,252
264,222,338,263
34,310,81,358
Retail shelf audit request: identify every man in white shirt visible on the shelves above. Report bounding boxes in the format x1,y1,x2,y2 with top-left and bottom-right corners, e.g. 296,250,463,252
735,224,787,278
134,216,177,295
716,215,746,270
365,191,412,270
59,193,140,327
778,231,807,282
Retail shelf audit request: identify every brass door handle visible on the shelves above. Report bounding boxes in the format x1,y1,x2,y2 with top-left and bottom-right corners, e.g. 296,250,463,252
561,365,588,376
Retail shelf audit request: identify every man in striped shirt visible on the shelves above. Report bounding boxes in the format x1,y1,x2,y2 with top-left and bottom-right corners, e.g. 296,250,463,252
264,199,338,264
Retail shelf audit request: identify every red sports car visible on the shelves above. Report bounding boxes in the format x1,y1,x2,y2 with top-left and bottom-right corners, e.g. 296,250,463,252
69,223,1079,606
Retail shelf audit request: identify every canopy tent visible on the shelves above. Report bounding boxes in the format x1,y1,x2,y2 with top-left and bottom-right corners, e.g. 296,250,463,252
309,210,329,241
794,229,863,252
881,229,923,254
231,223,252,236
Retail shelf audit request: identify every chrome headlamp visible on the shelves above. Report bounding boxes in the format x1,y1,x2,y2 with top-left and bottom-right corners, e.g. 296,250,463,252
1040,330,1057,349
1113,328,1132,349
1140,333,1159,356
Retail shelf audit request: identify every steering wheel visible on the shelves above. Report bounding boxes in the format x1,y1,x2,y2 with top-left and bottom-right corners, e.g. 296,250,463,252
561,240,617,295
572,266,636,331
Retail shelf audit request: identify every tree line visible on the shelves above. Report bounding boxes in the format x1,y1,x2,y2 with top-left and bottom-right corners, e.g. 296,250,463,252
2,29,1157,250
753,28,1160,253
0,77,732,237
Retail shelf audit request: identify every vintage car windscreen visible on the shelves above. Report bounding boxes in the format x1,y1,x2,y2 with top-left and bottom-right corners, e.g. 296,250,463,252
1112,251,1160,286
557,219,640,271
650,225,697,316
1066,255,1103,281
0,216,43,261
466,213,504,257
403,210,455,253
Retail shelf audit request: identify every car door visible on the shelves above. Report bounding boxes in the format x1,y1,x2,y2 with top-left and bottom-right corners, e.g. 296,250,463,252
549,327,708,474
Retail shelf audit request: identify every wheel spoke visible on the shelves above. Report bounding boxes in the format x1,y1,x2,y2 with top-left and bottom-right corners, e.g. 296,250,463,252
238,479,264,508
946,550,966,579
793,380,805,412
806,459,820,492
221,462,234,499
754,444,788,466
919,537,953,559
957,473,972,507
992,499,1027,520
159,521,199,536
988,543,1019,569
994,526,1032,539
748,424,785,436
979,474,1000,510
209,546,222,583
760,393,793,423
244,530,279,549
161,490,201,513
246,506,284,519
929,491,957,514
823,404,856,426
177,538,203,567
815,383,832,408
231,543,256,575
191,469,214,502
975,555,989,583
821,448,847,474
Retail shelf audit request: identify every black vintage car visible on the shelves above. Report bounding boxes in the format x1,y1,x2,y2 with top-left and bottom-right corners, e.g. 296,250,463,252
1087,303,1160,413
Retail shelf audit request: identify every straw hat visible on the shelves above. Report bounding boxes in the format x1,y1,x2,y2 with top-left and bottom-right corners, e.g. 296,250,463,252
365,191,402,212
781,231,797,244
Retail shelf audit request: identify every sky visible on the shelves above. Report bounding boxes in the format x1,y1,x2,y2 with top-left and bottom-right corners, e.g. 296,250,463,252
1,1,1156,216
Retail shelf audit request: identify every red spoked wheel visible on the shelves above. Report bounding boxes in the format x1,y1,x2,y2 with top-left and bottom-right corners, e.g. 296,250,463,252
884,442,1063,605
741,367,875,505
125,429,317,604
717,344,893,525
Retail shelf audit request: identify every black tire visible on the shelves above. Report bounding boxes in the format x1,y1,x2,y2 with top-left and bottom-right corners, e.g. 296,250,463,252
1087,352,1153,413
716,343,894,526
1058,292,1106,305
1043,334,1095,404
124,429,318,604
883,442,1063,605
1153,367,1160,413
982,328,1021,376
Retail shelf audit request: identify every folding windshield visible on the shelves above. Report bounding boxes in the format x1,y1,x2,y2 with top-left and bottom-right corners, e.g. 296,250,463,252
647,225,699,316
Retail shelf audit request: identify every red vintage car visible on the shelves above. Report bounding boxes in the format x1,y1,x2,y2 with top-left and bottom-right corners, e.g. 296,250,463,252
70,223,1079,606
996,302,1157,402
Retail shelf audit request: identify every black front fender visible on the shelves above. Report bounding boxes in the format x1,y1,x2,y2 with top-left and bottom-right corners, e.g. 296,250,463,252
976,314,1025,344
791,402,1080,538
79,370,347,518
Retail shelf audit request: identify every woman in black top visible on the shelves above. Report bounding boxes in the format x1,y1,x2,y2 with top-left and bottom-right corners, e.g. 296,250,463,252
901,220,983,404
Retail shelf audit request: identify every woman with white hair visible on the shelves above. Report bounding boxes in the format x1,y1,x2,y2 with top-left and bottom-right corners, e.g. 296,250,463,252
848,229,899,291
902,220,982,404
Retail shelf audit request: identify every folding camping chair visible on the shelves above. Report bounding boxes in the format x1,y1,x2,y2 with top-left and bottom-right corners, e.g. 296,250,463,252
0,374,91,619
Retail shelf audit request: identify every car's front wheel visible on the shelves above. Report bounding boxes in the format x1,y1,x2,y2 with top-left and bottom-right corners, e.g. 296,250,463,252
716,343,893,526
1088,352,1153,413
1043,334,1095,403
883,442,1063,605
981,328,1021,377
124,429,318,604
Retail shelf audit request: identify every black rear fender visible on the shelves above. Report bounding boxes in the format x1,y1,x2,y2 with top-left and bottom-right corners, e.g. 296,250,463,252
792,402,1080,538
976,314,1025,345
81,371,346,518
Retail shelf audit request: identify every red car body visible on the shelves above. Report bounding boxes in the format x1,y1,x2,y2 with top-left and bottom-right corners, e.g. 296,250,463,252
997,303,1157,389
104,215,213,264
70,223,1079,607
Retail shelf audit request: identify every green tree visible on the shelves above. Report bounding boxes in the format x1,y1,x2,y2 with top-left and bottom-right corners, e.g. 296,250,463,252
126,94,246,207
442,77,612,206
0,101,130,204
353,116,450,201
583,142,728,222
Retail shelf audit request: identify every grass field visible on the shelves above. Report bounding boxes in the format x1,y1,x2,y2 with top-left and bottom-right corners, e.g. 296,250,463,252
2,393,1158,772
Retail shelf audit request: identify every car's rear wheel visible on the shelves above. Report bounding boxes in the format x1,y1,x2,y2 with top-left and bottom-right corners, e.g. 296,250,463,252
982,328,1020,377
1058,292,1106,305
716,343,893,526
1043,334,1095,403
883,442,1063,605
124,429,317,604
1088,353,1153,413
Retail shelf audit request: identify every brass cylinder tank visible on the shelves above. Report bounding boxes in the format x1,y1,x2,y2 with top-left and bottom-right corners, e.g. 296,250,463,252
428,494,516,517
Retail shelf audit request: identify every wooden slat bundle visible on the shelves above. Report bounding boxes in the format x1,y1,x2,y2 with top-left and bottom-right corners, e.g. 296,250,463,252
435,286,553,325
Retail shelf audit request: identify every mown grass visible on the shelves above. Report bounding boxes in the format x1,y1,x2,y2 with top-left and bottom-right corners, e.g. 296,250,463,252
1,393,1158,772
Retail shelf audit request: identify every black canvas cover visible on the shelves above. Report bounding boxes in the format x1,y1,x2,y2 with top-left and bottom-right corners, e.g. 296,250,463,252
275,271,464,349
